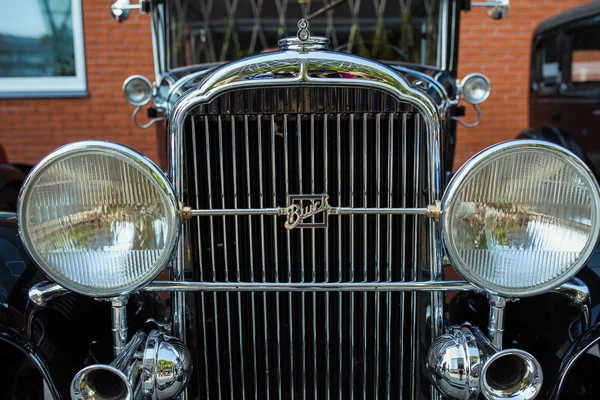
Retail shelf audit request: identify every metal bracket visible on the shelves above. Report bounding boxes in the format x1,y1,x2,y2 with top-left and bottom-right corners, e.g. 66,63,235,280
488,294,506,350
471,0,509,20
111,0,151,23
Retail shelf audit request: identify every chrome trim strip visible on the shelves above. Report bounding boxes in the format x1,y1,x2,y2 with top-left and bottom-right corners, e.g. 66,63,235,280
283,113,295,399
244,114,260,400
270,114,283,400
191,118,212,398
310,113,317,399
189,206,430,216
323,113,330,400
231,116,247,399
410,114,421,398
374,112,381,396
336,113,343,397
349,112,355,400
362,112,368,399
142,281,477,292
257,115,272,400
203,116,223,400
218,115,236,398
297,114,307,400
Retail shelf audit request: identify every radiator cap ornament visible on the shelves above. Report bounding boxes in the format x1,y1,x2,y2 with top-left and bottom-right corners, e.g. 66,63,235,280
278,19,329,52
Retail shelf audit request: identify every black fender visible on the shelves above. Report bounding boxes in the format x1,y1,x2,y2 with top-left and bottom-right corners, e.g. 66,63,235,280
449,243,600,399
0,213,171,398
0,164,25,212
547,322,600,399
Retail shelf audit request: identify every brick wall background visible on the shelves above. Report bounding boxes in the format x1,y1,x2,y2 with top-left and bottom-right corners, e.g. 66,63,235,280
0,0,594,168
0,0,156,164
454,0,593,168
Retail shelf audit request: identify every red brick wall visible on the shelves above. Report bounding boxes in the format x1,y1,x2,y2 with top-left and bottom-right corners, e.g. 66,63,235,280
0,1,594,168
454,0,593,169
0,0,156,164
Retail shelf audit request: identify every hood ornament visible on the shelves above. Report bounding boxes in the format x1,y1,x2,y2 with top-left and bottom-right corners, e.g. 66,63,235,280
279,19,329,51
297,19,310,42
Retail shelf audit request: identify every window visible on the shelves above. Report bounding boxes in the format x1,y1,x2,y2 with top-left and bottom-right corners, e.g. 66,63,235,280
538,35,559,86
570,23,600,84
0,0,86,98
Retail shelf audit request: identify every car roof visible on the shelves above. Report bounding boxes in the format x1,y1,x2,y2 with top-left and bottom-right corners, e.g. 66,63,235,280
535,1,600,35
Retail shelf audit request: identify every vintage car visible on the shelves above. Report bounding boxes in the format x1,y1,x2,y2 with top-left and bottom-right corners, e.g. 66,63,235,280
3,0,600,399
519,1,600,181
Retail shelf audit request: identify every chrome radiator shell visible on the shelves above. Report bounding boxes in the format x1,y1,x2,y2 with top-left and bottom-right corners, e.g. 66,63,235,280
168,50,443,399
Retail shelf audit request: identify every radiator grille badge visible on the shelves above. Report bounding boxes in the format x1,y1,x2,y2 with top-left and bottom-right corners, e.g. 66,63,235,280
283,194,329,230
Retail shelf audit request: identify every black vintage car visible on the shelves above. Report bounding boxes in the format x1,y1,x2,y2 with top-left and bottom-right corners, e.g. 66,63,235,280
3,1,600,399
521,2,600,179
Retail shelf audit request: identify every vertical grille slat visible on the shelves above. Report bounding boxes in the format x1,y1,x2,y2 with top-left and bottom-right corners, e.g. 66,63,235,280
186,87,433,399
191,118,212,400
270,114,283,400
410,115,421,399
243,115,260,400
349,112,356,400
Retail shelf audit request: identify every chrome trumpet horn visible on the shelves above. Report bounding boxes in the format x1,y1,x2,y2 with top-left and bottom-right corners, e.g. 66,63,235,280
426,324,543,400
71,330,192,400
71,331,145,400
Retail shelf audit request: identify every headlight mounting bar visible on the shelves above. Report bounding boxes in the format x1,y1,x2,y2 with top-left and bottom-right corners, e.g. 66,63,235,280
180,198,441,229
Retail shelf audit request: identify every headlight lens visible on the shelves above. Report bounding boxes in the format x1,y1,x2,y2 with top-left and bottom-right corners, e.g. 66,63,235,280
443,141,600,296
123,75,153,106
460,73,491,105
18,141,179,297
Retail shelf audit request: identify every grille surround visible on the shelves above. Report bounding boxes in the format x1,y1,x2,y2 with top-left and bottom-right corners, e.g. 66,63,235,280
175,86,442,399
168,49,444,400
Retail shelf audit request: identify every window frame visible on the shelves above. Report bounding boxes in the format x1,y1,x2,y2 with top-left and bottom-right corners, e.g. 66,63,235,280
563,14,600,91
0,0,87,99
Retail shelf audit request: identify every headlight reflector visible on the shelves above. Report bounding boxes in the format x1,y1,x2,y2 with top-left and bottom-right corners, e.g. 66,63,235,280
443,141,600,296
123,75,153,106
460,73,491,104
18,141,179,297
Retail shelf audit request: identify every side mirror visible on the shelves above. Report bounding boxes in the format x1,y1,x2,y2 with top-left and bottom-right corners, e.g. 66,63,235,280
110,0,150,23
472,0,509,20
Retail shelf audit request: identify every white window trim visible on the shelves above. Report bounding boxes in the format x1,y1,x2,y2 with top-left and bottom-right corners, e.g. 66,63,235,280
0,0,87,98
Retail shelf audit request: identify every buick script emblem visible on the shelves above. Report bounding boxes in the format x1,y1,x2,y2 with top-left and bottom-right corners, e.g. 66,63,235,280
283,194,330,230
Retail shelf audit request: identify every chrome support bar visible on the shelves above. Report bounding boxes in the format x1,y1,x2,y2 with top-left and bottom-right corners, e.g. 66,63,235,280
553,277,590,305
29,281,69,307
185,206,432,217
472,0,508,6
487,295,506,350
140,281,478,292
111,297,129,356
26,277,591,307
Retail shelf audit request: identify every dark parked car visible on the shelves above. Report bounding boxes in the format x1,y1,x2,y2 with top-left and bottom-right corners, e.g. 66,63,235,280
521,1,600,179
3,1,600,399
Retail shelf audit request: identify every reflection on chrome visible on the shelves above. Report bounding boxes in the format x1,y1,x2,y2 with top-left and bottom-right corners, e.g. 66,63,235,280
443,141,600,297
70,329,191,400
426,324,542,400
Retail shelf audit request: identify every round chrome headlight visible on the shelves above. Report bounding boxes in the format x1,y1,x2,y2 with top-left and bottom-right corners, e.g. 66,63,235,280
123,75,153,106
442,141,600,297
460,73,491,105
17,141,179,297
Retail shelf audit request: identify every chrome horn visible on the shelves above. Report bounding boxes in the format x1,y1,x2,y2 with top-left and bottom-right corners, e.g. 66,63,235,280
71,331,145,400
426,325,543,400
71,330,192,400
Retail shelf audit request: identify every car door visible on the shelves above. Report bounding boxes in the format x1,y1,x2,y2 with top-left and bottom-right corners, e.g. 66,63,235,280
556,15,600,173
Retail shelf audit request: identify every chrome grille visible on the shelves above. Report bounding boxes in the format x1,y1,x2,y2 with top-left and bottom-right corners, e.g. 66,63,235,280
183,87,434,399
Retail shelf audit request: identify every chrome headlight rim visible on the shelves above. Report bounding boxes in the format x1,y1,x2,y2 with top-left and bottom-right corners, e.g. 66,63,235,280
123,74,154,107
459,73,491,105
442,140,600,297
17,140,180,297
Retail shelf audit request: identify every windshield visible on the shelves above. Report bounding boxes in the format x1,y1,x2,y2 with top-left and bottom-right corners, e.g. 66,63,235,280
166,0,443,69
